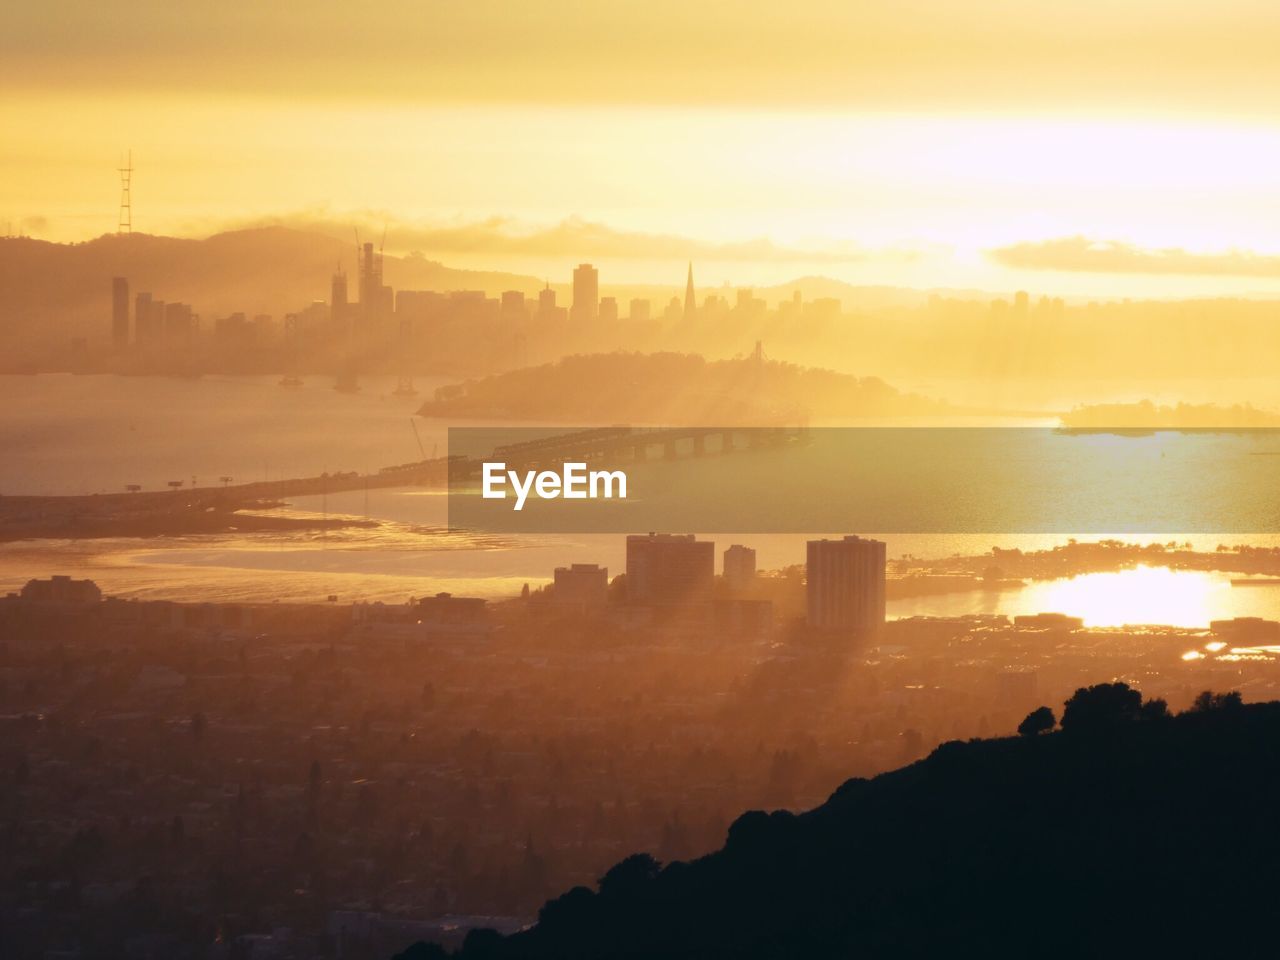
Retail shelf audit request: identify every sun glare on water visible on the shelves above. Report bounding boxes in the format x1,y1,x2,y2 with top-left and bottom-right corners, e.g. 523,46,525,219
1021,565,1227,629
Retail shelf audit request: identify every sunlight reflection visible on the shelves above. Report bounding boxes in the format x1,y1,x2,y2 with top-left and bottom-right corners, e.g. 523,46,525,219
1021,565,1227,628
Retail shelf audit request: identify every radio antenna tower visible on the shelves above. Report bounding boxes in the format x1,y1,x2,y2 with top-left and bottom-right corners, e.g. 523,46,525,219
117,150,133,235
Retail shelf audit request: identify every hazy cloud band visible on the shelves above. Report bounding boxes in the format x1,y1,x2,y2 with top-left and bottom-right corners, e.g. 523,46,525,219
988,236,1280,278
230,213,922,264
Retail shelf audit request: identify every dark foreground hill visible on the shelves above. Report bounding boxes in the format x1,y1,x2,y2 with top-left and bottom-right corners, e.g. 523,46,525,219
396,686,1280,958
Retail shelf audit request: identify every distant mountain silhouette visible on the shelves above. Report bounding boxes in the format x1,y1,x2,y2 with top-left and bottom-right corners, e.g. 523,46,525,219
395,685,1280,958
0,227,543,347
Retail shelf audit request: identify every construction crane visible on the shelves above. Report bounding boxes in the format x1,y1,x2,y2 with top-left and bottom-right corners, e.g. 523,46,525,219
410,418,426,460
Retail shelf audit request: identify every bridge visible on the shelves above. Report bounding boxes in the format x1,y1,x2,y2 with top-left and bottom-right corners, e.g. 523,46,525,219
485,424,809,472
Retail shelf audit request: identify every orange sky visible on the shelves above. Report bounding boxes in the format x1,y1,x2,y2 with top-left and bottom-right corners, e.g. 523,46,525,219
6,1,1280,295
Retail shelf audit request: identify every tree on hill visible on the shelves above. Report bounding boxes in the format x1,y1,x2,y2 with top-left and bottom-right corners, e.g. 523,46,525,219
1192,690,1243,712
597,853,661,899
1017,705,1055,736
1060,682,1150,733
1140,697,1170,720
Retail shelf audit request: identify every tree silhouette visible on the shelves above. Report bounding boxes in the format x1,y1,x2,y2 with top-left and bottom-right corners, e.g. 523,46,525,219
1060,682,1143,733
598,853,661,899
1140,697,1170,720
392,943,449,960
460,928,504,959
1192,690,1243,712
1017,705,1055,736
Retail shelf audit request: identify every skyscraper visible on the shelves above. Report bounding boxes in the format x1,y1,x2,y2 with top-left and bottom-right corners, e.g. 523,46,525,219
358,242,392,322
150,300,167,340
111,277,130,347
598,296,618,323
538,282,557,319
572,263,598,323
723,544,757,592
133,292,153,342
501,290,528,321
553,563,609,609
1013,290,1030,318
683,262,697,322
330,269,348,324
806,535,886,637
626,533,714,605
164,302,194,342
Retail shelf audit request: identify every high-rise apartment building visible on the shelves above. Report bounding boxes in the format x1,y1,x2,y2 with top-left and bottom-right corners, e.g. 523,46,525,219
626,533,714,605
571,263,599,323
723,544,757,592
806,535,886,636
111,277,130,347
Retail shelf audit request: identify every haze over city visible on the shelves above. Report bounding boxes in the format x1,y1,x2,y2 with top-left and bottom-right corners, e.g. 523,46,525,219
7,2,1280,959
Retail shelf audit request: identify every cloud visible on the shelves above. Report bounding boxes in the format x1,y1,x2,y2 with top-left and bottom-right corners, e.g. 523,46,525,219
225,211,930,265
987,236,1280,278
10,2,1280,115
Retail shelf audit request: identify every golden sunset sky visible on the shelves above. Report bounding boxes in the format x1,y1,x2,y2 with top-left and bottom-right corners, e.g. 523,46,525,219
7,0,1280,295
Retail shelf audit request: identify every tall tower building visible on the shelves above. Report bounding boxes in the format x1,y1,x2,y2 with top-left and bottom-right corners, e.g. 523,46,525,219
1013,290,1030,318
806,535,886,637
331,269,348,324
164,302,194,342
358,242,391,322
538,282,557,319
501,290,528,321
148,300,166,342
571,263,599,323
111,277,130,347
626,533,715,605
683,262,697,322
723,544,757,592
116,151,132,235
133,292,153,342
553,563,609,609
